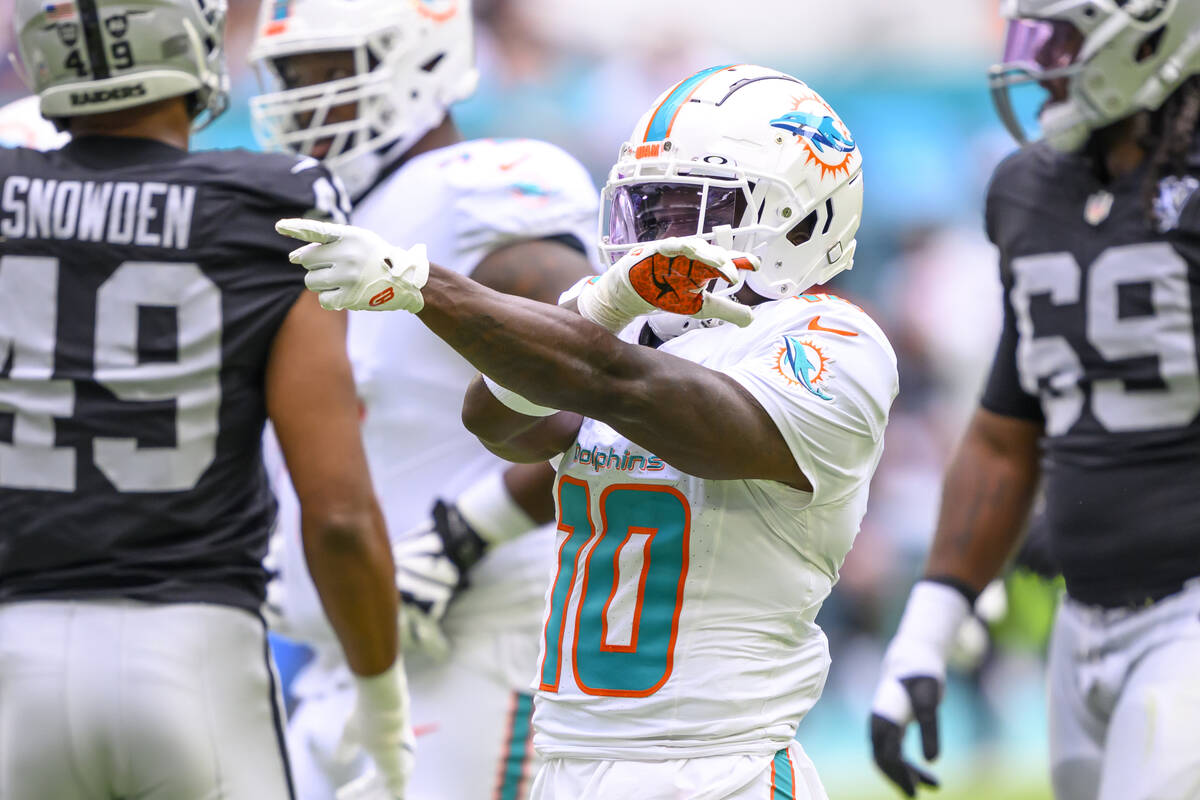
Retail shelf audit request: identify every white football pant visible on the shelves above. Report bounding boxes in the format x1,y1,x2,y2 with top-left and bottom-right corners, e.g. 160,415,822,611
530,740,827,800
288,625,540,800
0,599,293,800
1049,579,1200,800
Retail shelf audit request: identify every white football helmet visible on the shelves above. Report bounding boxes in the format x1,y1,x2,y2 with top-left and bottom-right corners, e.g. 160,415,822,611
12,0,229,129
600,64,863,305
990,0,1200,152
249,0,478,199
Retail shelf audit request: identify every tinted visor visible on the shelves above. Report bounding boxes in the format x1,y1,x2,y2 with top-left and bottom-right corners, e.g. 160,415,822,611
1000,18,1085,75
608,182,742,247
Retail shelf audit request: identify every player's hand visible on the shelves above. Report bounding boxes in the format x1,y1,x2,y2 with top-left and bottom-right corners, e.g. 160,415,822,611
869,581,972,796
276,218,430,313
393,500,489,659
337,662,415,800
576,237,759,332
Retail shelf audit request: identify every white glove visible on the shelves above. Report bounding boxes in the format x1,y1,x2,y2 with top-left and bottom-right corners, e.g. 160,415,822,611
392,514,462,663
336,661,415,800
276,218,430,313
576,237,760,333
869,580,972,797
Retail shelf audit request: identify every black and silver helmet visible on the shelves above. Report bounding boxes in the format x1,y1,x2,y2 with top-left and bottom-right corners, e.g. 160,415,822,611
13,0,230,129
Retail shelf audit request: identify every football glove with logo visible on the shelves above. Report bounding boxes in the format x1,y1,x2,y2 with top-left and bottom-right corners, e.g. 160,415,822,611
335,661,415,800
574,237,759,333
393,471,537,658
276,218,430,312
870,580,972,797
392,500,487,660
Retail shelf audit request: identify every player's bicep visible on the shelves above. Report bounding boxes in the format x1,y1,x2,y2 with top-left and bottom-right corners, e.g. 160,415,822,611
468,237,594,305
265,292,374,512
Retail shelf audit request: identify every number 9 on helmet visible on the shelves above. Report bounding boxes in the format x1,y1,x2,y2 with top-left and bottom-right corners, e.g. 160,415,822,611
600,64,864,301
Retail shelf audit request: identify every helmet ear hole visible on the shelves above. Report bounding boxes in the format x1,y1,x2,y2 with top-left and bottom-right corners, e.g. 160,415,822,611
786,209,818,246
1137,26,1166,62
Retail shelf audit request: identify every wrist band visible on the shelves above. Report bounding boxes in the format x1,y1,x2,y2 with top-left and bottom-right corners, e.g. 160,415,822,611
481,375,556,417
455,470,537,546
353,657,409,711
897,580,973,653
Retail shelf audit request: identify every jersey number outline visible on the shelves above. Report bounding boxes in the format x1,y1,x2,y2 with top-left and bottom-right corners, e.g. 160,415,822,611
0,256,222,492
1010,242,1200,435
539,477,690,698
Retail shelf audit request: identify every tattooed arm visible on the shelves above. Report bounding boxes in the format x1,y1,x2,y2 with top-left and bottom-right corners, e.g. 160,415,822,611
923,408,1042,593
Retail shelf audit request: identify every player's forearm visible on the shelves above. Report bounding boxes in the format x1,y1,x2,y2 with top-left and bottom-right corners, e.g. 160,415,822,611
302,504,399,676
418,265,648,420
923,408,1042,594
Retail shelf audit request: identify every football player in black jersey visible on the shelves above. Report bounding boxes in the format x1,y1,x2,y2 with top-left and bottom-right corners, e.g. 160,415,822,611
870,2,1200,799
0,2,410,799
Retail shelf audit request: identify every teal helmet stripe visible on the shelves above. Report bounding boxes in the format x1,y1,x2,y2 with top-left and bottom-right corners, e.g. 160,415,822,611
643,64,737,142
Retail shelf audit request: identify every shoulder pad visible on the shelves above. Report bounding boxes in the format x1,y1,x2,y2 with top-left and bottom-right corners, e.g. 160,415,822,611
191,149,351,223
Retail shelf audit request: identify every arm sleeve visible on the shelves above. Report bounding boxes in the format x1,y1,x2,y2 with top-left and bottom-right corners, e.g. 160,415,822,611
979,280,1045,422
724,306,899,505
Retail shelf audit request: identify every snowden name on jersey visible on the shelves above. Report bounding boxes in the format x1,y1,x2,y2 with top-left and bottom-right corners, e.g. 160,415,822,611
0,175,196,250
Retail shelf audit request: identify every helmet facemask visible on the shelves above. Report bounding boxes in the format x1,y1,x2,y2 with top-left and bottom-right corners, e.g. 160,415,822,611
252,33,408,198
988,0,1200,152
249,0,479,200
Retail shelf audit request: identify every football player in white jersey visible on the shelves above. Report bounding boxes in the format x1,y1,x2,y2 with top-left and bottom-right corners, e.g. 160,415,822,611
278,64,899,800
248,1,598,798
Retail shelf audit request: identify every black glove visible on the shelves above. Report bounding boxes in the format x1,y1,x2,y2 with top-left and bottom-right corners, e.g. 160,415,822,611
870,677,942,796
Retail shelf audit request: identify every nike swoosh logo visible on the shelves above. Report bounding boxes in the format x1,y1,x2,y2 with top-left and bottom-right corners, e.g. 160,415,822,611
413,723,440,738
499,154,530,171
807,316,858,336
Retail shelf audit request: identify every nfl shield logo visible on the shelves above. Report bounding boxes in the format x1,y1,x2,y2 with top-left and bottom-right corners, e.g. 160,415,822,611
1084,190,1114,226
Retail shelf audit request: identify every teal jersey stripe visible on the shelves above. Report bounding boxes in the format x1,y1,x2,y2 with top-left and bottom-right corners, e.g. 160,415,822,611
496,693,534,800
771,747,795,800
643,64,736,142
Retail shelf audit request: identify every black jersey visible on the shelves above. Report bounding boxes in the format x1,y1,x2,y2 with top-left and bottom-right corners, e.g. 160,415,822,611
982,140,1200,606
0,136,350,612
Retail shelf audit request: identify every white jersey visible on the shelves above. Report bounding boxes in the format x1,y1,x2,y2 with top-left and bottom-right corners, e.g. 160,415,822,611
270,138,599,662
0,96,69,150
532,293,898,760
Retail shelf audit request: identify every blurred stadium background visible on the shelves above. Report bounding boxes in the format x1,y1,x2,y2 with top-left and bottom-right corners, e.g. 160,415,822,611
0,1,1060,797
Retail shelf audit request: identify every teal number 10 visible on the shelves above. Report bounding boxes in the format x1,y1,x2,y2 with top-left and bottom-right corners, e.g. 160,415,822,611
539,476,691,698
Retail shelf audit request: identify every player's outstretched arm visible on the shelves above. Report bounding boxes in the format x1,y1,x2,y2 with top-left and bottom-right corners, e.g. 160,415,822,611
265,291,412,798
428,271,805,487
870,407,1040,797
276,219,799,485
